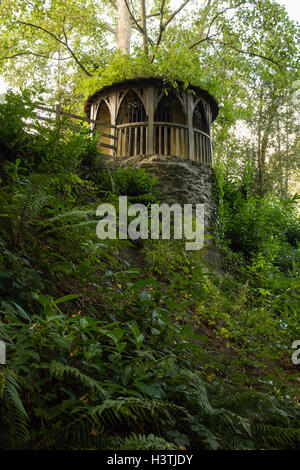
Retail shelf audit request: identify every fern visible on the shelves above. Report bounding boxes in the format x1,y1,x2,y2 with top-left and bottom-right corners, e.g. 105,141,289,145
0,173,52,247
116,433,177,450
49,361,107,396
0,368,30,447
251,423,300,449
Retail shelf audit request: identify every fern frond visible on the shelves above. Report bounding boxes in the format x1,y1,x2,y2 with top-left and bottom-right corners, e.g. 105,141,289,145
49,361,107,396
1,368,30,446
117,433,177,450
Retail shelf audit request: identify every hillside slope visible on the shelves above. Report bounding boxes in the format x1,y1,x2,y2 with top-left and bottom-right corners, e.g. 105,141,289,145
0,92,299,450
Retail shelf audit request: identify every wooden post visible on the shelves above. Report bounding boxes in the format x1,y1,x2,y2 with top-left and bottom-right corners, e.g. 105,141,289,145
187,95,194,160
110,91,117,156
146,86,155,154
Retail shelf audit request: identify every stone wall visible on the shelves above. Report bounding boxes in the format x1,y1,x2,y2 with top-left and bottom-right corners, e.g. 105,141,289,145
98,154,218,229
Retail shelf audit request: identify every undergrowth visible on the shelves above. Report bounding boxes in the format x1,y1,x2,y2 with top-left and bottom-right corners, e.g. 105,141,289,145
0,91,299,450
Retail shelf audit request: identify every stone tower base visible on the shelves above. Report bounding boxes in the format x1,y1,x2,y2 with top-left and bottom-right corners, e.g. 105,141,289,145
99,154,218,229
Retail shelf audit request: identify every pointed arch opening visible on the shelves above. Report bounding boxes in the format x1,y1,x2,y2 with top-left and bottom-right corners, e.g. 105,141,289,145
117,90,148,124
95,100,113,155
154,92,186,124
116,90,148,156
193,100,209,134
193,101,211,163
154,92,187,157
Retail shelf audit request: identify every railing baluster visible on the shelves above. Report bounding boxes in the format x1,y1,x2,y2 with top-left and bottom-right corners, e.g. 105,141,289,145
128,127,132,155
164,127,168,155
170,126,175,156
140,126,144,154
121,129,124,156
134,127,138,156
207,138,210,163
118,129,122,156
158,126,161,154
147,126,149,154
200,133,202,161
181,128,184,157
124,127,128,156
176,127,180,156
119,129,123,157
193,133,196,161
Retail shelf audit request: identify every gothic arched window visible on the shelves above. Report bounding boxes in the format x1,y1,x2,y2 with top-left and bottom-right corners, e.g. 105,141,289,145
193,101,209,133
117,90,147,124
154,93,187,157
154,92,186,124
95,100,113,155
116,91,147,156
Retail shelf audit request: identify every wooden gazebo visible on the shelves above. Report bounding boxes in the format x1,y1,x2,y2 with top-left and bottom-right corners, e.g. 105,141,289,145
84,77,219,165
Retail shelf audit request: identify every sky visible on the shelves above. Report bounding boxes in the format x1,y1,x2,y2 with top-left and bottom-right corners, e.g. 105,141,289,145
0,0,299,94
280,0,300,22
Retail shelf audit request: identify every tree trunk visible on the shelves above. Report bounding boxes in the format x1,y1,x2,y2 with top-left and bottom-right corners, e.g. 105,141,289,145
116,0,132,54
140,0,148,54
256,92,278,196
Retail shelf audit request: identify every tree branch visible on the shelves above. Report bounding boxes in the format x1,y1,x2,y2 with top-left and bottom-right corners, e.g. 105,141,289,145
156,0,166,46
17,20,92,76
150,0,192,62
205,2,245,39
107,0,117,9
102,23,117,34
188,2,246,51
164,0,191,28
189,33,218,50
0,51,71,60
61,25,92,76
216,41,284,68
123,0,154,46
136,12,160,22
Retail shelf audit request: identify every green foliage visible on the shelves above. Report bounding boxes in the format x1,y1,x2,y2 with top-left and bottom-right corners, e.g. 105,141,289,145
0,92,299,451
0,90,98,174
98,167,160,204
217,165,300,263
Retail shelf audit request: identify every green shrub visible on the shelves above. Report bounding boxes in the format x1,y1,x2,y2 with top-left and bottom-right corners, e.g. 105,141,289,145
99,167,160,204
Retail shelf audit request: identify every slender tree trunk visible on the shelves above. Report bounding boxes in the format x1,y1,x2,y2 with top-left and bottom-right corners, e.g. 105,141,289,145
140,0,148,54
275,114,285,198
257,89,264,195
56,48,62,106
256,91,277,196
258,117,274,196
116,0,132,54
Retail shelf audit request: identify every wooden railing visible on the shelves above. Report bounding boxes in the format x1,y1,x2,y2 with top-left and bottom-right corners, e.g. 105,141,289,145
33,104,117,157
32,105,212,163
154,122,189,158
116,123,148,157
115,122,212,163
193,129,212,164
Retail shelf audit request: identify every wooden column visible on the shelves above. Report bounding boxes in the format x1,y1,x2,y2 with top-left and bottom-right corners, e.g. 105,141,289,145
110,91,117,156
187,94,194,160
146,86,155,154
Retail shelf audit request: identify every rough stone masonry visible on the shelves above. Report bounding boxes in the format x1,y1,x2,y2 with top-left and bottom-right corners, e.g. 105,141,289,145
98,154,218,230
